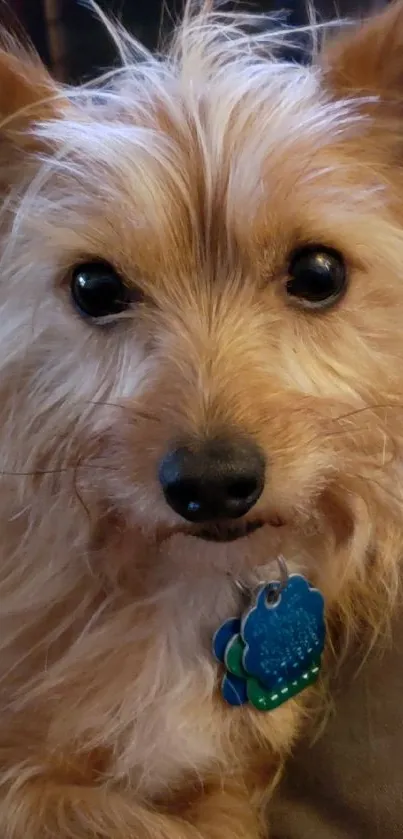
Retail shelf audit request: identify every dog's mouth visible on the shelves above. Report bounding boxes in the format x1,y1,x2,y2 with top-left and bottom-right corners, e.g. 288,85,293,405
193,519,264,543
157,516,285,545
191,516,285,543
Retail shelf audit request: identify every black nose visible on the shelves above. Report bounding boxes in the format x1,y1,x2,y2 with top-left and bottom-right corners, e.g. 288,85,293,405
158,438,265,523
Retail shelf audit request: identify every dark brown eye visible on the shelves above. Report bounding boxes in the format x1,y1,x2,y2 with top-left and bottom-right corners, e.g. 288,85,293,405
286,246,346,309
71,261,131,319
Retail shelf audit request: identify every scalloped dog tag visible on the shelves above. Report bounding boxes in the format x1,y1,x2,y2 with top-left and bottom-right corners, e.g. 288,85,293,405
213,574,325,711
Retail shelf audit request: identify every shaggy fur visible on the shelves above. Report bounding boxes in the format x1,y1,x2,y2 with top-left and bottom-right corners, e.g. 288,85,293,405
0,2,403,836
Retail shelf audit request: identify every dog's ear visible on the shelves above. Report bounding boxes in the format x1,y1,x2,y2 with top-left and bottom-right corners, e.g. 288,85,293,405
0,41,61,147
321,1,403,103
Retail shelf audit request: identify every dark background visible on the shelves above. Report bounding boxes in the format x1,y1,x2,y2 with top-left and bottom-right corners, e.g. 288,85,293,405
7,0,388,83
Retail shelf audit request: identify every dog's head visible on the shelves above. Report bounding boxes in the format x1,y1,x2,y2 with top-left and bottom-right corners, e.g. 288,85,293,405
1,4,403,629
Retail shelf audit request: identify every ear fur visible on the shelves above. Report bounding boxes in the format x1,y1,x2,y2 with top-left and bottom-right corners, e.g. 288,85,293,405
321,1,403,101
0,36,62,151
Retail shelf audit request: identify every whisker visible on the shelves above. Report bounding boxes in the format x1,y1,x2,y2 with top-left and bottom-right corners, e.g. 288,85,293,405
82,401,161,424
330,402,403,423
0,467,73,477
73,456,92,520
0,464,119,477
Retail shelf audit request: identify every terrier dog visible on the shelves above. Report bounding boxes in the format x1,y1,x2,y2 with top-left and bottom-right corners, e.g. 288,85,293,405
0,2,402,837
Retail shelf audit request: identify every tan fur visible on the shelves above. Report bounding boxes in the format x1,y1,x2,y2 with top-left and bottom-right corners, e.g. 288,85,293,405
0,3,402,837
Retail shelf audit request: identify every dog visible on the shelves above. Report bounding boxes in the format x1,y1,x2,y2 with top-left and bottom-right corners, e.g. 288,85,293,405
0,1,402,836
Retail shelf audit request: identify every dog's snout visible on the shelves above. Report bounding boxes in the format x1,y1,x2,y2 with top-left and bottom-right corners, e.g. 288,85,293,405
158,438,265,523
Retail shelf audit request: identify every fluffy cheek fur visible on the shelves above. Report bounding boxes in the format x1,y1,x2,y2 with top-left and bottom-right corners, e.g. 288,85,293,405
1,3,403,838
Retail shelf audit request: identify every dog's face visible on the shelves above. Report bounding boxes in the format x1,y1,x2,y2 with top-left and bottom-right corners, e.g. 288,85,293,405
1,6,403,605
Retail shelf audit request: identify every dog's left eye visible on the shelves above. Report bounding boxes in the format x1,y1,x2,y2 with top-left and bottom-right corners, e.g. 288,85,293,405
71,261,132,319
286,247,346,309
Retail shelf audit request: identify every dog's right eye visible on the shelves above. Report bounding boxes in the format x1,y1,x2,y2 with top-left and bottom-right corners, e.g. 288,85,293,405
286,246,347,310
71,261,132,319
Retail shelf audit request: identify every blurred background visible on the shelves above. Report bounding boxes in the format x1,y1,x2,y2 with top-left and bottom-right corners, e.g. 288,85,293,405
5,0,388,83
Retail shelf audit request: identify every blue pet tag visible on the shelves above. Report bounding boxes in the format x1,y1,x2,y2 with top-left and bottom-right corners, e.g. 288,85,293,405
213,574,325,711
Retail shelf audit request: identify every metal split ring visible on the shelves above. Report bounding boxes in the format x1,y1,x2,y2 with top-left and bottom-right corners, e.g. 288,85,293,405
234,554,289,600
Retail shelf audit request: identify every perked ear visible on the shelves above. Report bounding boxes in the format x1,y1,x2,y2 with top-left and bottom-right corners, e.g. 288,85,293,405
0,39,60,139
321,0,403,102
